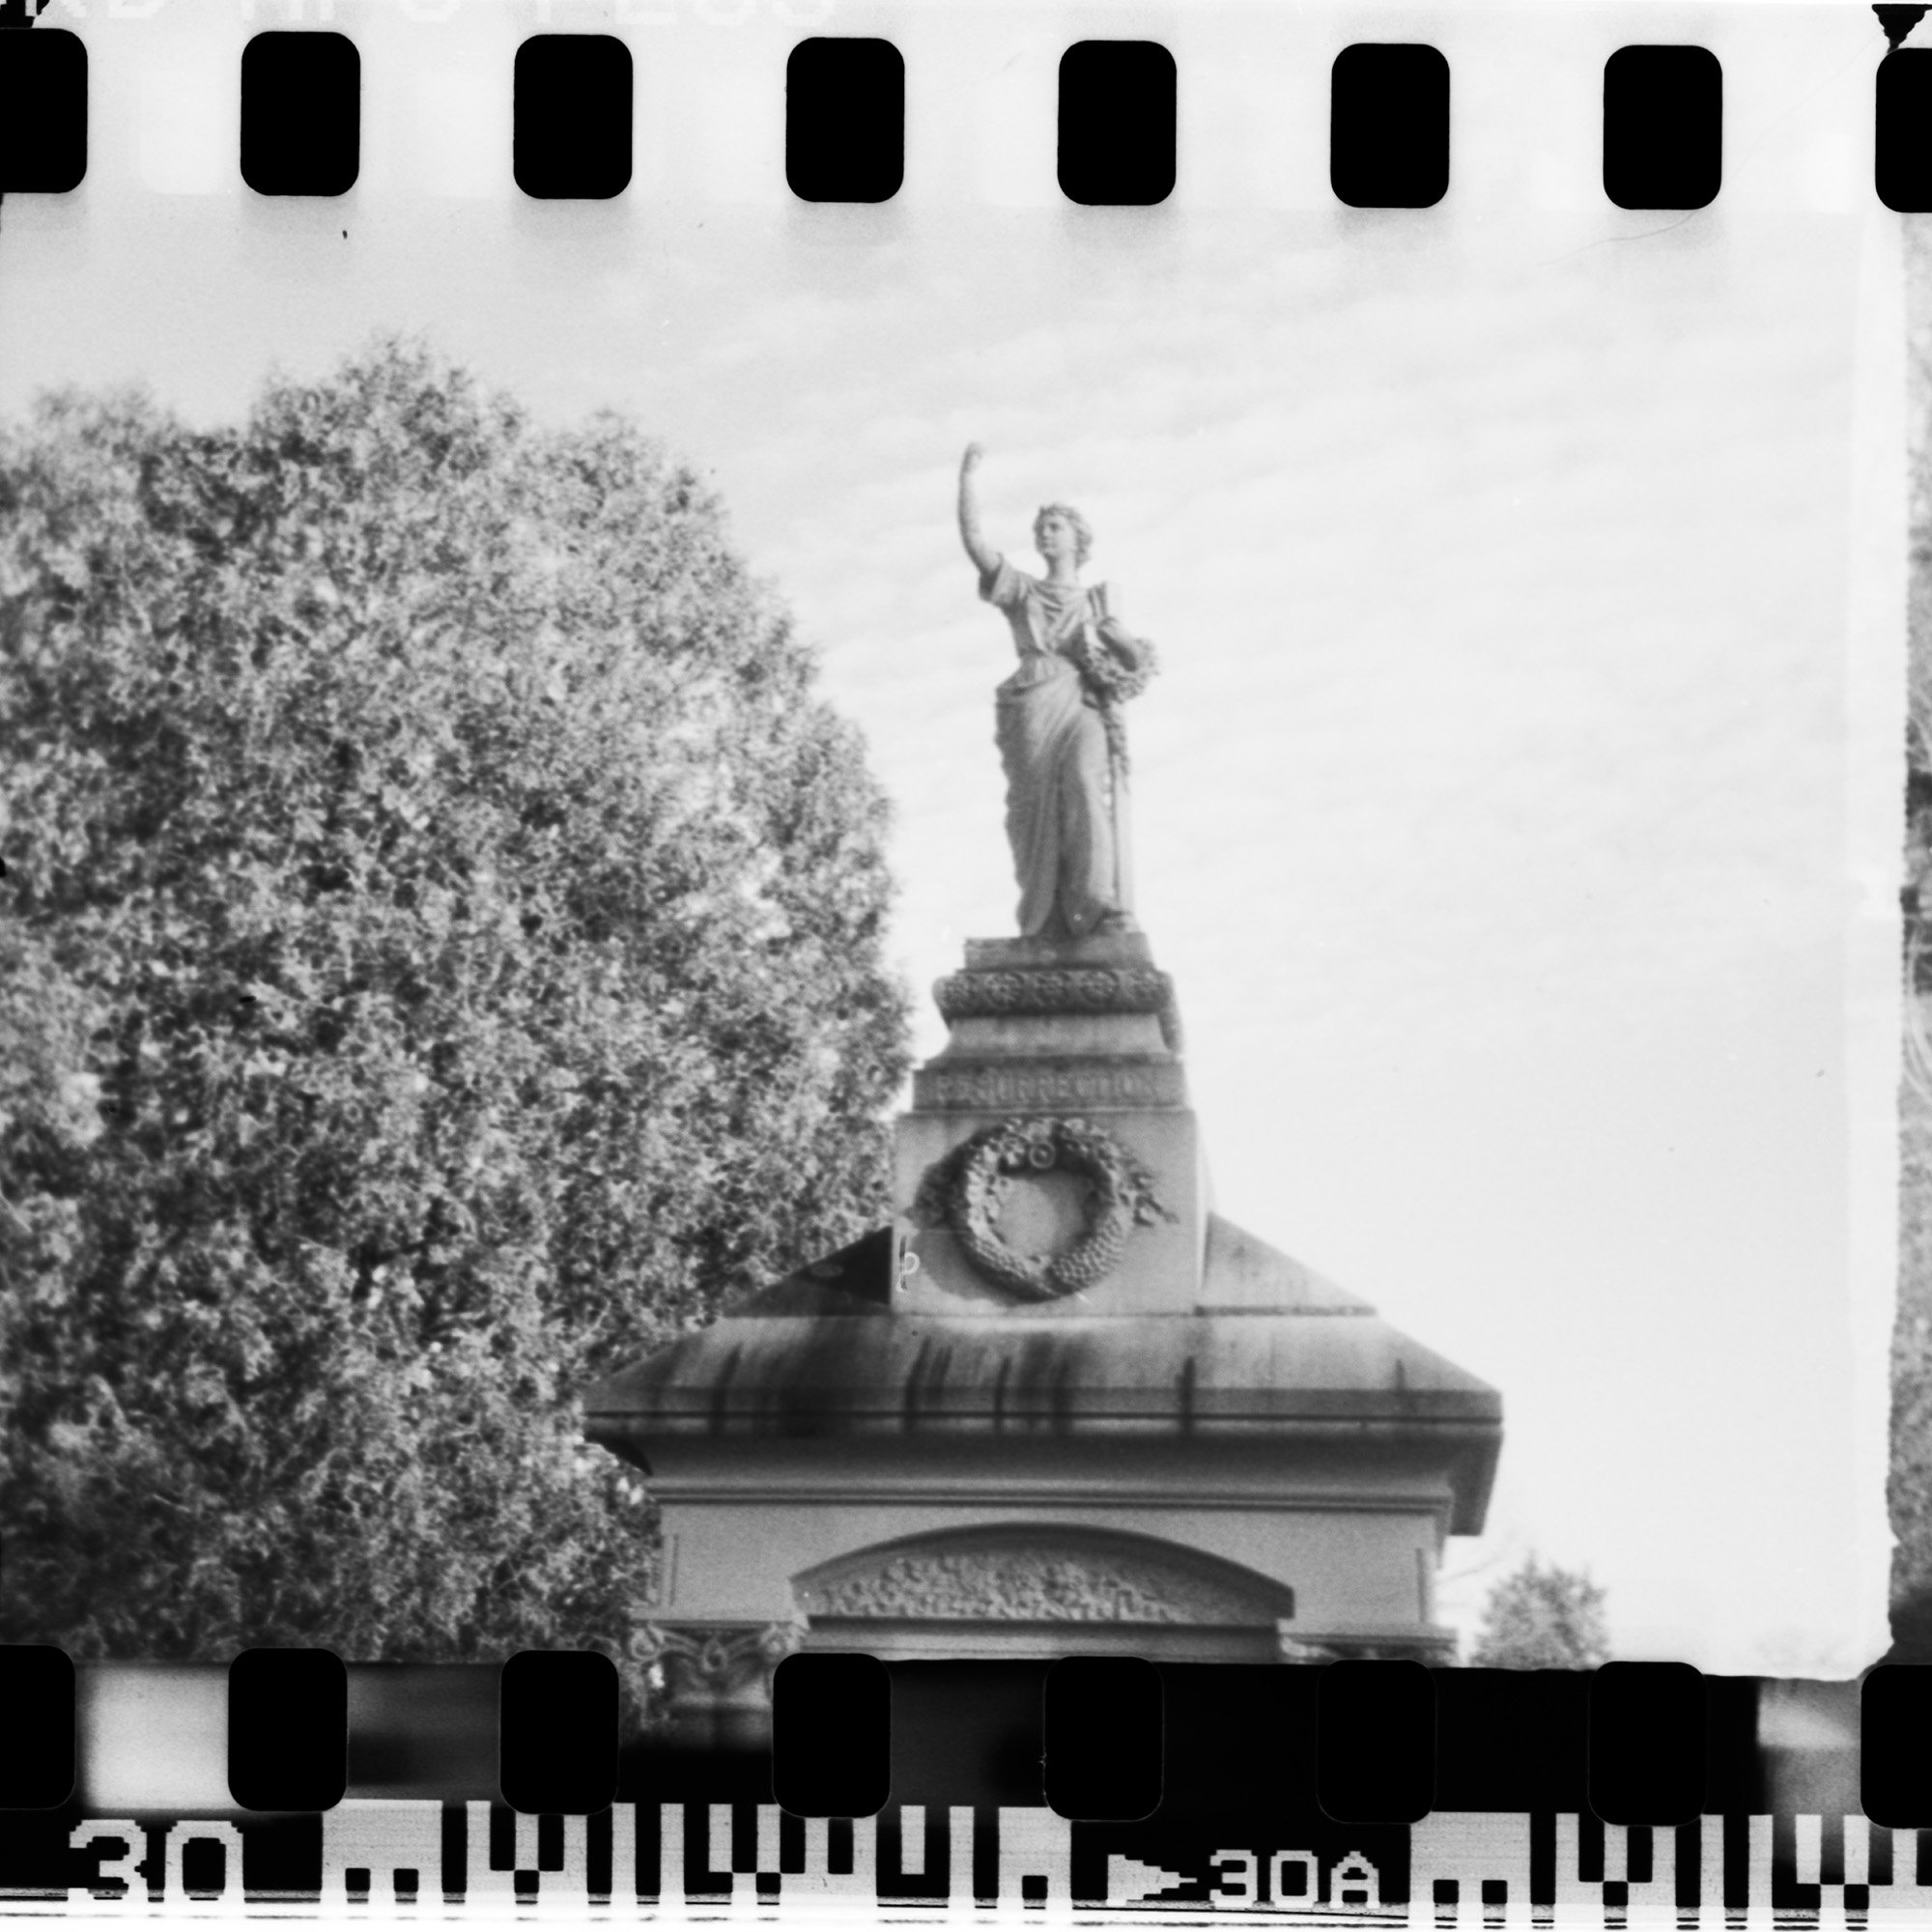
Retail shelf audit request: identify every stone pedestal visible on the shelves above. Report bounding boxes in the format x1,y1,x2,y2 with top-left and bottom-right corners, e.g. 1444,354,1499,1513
898,931,1206,1319
584,930,1501,1742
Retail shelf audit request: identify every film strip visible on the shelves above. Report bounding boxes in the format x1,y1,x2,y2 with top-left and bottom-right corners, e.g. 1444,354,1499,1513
9,14,1932,209
1,1651,1930,1913
0,0,1921,1921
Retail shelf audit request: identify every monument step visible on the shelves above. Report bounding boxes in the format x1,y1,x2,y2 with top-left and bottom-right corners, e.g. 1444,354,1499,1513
963,930,1151,969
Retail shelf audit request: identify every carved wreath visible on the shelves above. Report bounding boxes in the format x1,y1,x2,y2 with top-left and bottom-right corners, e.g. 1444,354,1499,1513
913,1115,1175,1302
1072,624,1159,707
1071,626,1159,772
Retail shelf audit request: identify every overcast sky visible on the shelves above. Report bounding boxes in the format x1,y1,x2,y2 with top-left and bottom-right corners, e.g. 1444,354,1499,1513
0,0,1903,1672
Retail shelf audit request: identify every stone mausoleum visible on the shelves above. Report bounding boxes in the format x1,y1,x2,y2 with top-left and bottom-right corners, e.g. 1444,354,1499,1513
582,926,1501,1740
582,451,1501,1742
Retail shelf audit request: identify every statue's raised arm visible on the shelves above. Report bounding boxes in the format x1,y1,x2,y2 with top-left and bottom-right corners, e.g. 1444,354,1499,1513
957,443,999,580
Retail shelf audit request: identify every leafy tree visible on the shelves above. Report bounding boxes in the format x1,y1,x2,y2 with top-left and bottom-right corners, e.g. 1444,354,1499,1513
1468,1555,1611,1669
0,340,909,1700
1896,985,1932,1663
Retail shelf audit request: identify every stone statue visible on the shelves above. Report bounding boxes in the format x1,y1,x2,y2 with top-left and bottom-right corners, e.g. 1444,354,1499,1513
957,443,1157,944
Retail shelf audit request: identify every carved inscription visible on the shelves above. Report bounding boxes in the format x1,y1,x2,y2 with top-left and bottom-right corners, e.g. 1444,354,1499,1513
918,1064,1183,1110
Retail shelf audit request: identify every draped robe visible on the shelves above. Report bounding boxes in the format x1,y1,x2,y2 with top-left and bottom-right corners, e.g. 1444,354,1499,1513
980,555,1132,941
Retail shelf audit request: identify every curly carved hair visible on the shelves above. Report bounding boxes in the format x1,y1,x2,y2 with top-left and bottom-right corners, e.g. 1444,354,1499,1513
1033,502,1094,567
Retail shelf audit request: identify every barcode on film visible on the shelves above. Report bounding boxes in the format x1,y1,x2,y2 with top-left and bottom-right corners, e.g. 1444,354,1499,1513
18,1804,1916,1914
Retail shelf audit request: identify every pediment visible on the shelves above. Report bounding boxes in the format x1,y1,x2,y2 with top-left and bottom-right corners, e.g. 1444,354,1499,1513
793,1525,1294,1627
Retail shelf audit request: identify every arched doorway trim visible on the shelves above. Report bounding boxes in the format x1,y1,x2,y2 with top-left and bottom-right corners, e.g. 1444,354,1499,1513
792,1522,1294,1627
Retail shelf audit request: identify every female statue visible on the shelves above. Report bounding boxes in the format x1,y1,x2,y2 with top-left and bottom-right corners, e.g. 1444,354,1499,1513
957,442,1157,944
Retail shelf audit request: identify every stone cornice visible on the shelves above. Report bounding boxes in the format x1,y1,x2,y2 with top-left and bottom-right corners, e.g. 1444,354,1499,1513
636,1485,1464,1541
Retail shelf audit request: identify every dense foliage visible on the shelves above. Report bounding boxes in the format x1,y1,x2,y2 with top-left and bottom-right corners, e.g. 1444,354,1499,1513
1896,1029,1932,1662
1467,1556,1611,1669
0,342,909,1689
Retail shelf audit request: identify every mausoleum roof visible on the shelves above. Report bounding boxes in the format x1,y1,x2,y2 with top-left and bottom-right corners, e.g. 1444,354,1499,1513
583,921,1504,1540
582,1213,1501,1530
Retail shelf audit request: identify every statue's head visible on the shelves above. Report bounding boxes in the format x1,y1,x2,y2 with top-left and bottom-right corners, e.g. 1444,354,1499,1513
1034,502,1093,568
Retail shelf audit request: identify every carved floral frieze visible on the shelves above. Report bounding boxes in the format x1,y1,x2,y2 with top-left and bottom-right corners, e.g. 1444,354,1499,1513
935,965,1170,1018
934,966,1181,1051
798,1548,1280,1626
